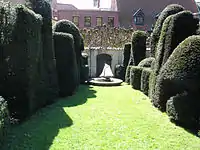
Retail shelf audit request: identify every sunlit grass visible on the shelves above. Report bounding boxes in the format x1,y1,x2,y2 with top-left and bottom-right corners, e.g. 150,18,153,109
3,84,200,150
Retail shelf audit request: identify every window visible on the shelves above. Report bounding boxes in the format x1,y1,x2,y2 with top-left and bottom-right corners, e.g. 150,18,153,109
134,16,144,25
84,16,91,27
72,16,79,26
108,17,114,27
96,17,103,27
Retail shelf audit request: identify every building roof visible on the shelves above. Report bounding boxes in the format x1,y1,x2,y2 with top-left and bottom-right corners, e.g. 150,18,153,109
117,0,199,29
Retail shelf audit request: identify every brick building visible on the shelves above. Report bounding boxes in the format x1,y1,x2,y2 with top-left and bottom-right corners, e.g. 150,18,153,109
7,0,199,31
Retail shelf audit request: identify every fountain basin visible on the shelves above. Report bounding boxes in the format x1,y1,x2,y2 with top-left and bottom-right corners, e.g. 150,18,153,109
88,77,123,86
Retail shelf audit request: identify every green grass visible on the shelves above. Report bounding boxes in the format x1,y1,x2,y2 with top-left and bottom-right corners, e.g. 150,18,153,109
3,84,200,150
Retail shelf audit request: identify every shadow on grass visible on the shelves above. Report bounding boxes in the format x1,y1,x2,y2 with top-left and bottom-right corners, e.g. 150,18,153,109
2,85,96,150
58,84,97,107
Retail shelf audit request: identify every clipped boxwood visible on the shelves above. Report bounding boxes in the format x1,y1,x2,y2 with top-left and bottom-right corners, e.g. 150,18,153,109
0,5,44,120
130,66,143,90
125,65,133,84
131,30,147,66
26,0,59,103
138,57,155,68
166,92,200,129
150,4,184,56
123,43,131,68
0,97,9,147
153,35,200,111
141,68,152,95
53,20,82,84
53,32,78,97
151,11,198,100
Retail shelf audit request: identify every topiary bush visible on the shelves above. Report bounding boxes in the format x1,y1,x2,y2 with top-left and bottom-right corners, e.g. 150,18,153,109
0,5,45,120
130,66,143,90
53,20,82,85
153,35,200,112
166,92,200,129
141,68,152,95
125,65,133,84
115,43,131,81
131,30,147,66
150,11,199,100
138,57,155,68
0,97,9,147
150,4,184,56
123,43,131,68
53,32,78,97
25,0,59,104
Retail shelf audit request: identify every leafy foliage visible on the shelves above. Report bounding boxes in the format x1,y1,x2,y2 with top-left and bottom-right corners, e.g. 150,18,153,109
141,68,152,95
125,65,133,84
53,19,82,84
26,0,59,103
131,30,147,66
150,4,184,56
138,57,155,68
130,66,143,90
153,35,200,112
0,97,9,147
53,32,78,97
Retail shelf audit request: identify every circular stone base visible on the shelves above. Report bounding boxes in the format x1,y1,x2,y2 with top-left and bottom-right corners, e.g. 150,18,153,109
88,77,123,86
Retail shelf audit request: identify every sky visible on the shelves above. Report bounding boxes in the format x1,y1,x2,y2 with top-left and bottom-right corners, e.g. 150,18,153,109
57,0,111,9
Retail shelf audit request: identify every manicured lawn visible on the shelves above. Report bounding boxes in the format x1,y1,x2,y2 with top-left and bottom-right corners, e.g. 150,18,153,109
3,84,200,150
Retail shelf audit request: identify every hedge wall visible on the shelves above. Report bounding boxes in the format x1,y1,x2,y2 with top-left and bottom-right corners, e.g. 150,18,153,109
130,66,143,90
0,5,45,120
53,32,78,97
153,35,200,112
0,97,9,147
25,0,59,104
131,31,147,66
125,65,133,84
141,68,152,95
53,20,82,85
150,4,184,56
138,57,155,68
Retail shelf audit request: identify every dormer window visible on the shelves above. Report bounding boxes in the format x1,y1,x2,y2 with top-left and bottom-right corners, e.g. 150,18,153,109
133,8,144,25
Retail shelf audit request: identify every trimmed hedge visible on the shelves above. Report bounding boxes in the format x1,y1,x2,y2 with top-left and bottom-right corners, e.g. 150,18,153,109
150,4,184,56
53,32,78,97
125,65,133,84
53,20,82,84
123,43,131,68
151,11,198,101
25,0,59,103
131,30,147,66
130,66,143,90
138,57,155,68
0,5,45,120
0,97,9,147
153,35,200,111
141,68,152,95
166,92,200,128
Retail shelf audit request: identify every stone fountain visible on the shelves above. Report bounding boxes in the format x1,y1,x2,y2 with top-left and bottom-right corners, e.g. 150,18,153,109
89,63,123,86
